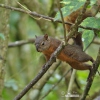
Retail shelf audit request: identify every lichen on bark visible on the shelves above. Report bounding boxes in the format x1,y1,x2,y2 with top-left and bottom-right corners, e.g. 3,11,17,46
0,0,10,99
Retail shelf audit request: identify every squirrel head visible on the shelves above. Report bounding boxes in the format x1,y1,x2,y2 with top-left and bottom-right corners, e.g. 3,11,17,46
35,34,51,52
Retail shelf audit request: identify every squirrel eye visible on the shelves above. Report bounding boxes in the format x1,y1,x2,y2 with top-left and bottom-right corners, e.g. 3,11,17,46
41,42,44,45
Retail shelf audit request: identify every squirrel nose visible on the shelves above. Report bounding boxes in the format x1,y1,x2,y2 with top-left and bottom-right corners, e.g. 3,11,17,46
36,44,40,52
36,48,39,52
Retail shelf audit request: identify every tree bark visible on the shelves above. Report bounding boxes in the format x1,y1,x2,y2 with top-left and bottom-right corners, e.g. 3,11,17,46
0,0,10,99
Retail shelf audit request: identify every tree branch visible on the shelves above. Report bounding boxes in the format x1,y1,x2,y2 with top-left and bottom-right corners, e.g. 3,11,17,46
0,4,100,32
57,0,67,44
80,48,100,100
67,0,90,40
8,39,35,47
0,0,10,99
39,68,72,100
14,42,64,100
30,61,61,100
66,69,76,100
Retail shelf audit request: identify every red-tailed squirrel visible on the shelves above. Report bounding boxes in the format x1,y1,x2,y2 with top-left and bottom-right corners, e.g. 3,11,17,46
34,4,99,79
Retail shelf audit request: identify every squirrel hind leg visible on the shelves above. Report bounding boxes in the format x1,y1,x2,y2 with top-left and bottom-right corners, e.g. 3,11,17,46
90,58,95,63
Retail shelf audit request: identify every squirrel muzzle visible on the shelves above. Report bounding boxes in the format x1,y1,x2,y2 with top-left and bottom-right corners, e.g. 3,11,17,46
35,44,44,52
35,44,41,52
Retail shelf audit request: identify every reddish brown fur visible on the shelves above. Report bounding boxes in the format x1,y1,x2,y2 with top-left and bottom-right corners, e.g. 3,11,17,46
64,8,92,32
42,37,93,70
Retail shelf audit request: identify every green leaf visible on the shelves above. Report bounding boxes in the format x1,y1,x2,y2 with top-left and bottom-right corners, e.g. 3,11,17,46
54,0,95,20
0,33,5,40
81,17,100,29
82,30,94,50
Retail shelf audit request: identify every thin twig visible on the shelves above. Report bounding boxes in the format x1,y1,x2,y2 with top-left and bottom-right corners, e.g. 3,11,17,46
80,48,100,100
14,42,64,100
39,68,72,100
8,38,35,47
0,4,100,32
66,69,76,100
57,0,67,44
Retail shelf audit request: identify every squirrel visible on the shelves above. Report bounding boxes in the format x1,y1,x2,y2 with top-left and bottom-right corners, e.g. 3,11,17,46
35,34,94,70
35,34,94,80
34,3,100,79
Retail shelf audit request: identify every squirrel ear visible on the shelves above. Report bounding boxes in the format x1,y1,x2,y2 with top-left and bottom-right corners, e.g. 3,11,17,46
44,34,48,40
35,35,37,38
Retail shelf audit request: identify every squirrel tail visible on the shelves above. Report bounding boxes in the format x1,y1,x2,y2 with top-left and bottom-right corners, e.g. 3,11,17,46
72,32,83,50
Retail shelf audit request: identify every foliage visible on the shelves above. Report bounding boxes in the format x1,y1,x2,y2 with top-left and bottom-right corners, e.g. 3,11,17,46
81,17,100,37
1,0,100,100
80,17,100,49
82,30,94,50
55,0,95,20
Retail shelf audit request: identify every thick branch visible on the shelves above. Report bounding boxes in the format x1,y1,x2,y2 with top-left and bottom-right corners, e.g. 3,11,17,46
0,0,10,99
80,48,100,100
14,42,64,100
0,4,100,32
